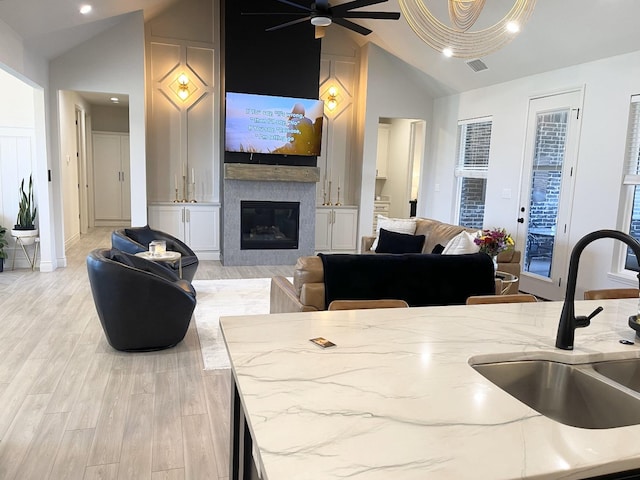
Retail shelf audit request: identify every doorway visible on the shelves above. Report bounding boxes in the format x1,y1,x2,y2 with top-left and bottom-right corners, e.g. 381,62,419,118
516,89,583,300
375,118,426,221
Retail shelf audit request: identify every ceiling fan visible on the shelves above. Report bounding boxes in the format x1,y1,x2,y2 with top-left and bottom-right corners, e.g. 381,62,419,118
244,0,401,38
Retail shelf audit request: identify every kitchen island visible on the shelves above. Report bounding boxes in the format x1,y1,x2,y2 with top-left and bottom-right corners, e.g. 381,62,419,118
221,298,640,479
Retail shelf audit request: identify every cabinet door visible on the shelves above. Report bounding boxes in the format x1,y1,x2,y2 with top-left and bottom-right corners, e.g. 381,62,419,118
186,205,220,251
148,205,185,242
315,209,333,252
93,133,123,220
331,209,358,251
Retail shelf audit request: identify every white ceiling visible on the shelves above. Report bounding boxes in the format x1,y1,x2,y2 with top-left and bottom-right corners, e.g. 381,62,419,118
1,0,639,94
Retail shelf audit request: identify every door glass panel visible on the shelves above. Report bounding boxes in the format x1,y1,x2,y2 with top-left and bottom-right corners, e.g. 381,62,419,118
524,110,569,278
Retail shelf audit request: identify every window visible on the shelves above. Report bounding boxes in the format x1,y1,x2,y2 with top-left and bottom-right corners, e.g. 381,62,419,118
622,95,640,272
455,117,492,229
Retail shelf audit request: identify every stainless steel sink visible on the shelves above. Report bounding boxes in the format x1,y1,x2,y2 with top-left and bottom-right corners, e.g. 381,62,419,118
472,360,640,429
593,359,640,392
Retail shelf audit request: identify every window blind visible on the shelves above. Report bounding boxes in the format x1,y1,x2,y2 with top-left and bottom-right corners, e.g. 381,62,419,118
623,95,640,184
455,119,492,177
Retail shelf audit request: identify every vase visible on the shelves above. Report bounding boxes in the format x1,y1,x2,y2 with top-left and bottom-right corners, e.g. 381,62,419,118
492,255,499,274
11,228,38,246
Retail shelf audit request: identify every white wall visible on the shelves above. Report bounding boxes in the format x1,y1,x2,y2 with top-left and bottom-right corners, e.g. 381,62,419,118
428,49,640,296
58,91,93,246
358,44,436,243
49,11,147,266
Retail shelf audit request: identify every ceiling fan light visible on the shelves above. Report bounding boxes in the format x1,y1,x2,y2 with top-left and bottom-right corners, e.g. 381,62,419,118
311,16,332,27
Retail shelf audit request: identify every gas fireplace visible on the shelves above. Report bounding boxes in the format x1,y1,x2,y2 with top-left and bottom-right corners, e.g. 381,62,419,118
240,201,300,250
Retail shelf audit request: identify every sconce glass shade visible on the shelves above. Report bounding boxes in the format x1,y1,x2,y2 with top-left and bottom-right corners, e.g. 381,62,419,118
178,87,189,100
399,0,537,59
177,74,190,100
326,86,339,111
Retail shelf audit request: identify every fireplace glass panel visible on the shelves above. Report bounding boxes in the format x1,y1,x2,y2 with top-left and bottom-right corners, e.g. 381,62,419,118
241,201,300,250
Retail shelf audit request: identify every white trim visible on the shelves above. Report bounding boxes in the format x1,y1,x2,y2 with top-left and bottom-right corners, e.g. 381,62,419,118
457,115,493,126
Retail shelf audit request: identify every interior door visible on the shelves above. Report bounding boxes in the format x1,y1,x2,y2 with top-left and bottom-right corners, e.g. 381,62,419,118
516,89,583,300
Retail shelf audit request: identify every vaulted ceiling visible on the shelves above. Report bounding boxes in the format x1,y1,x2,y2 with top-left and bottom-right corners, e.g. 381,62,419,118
1,0,639,94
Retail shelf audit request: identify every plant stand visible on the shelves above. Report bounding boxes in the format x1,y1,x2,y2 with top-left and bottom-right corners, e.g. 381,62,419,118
11,234,39,271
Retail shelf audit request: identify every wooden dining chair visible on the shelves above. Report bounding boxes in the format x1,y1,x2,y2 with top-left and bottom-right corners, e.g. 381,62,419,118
583,288,639,300
466,294,538,305
327,299,410,311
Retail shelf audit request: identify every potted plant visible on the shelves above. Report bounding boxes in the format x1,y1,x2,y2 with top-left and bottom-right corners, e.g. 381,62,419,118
11,174,38,245
0,225,8,272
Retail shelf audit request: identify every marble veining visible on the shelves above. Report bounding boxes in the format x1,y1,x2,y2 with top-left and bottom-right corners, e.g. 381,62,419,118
221,298,640,479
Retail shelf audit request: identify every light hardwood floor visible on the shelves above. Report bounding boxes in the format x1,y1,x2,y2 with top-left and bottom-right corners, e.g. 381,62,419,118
0,227,293,480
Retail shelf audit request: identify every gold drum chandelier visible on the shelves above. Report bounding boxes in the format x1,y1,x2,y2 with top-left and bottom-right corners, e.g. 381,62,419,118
399,0,537,58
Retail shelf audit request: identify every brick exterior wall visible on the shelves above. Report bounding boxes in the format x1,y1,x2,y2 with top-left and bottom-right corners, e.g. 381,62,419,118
458,121,491,229
459,178,486,229
524,111,568,271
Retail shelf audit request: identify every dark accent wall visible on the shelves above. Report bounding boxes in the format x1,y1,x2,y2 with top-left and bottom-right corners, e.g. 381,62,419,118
222,0,322,166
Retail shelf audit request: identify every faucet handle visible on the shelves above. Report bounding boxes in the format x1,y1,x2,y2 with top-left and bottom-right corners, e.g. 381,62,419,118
576,306,604,328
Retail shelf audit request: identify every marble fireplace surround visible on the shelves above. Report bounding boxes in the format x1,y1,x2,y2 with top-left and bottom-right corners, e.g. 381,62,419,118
222,164,320,266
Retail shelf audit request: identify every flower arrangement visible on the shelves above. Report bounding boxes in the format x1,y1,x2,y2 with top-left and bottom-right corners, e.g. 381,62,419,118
474,228,514,258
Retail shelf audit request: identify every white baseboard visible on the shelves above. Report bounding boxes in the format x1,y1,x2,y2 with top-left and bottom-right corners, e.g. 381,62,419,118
196,251,220,261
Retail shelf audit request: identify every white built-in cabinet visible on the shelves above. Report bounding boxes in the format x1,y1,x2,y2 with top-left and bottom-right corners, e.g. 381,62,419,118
93,132,131,225
315,206,358,253
148,203,220,260
376,124,390,179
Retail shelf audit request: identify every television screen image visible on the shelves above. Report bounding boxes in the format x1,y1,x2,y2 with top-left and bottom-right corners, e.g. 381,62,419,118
225,92,323,156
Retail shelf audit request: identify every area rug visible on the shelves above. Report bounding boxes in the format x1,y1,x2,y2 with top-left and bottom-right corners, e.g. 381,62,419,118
192,278,273,370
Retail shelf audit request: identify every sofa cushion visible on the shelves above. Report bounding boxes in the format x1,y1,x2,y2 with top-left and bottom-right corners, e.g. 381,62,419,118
418,220,476,254
319,252,495,307
293,256,323,297
442,231,481,255
371,215,417,251
375,228,426,254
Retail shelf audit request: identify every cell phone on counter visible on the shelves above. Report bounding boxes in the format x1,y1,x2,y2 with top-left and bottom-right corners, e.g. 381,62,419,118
309,337,336,348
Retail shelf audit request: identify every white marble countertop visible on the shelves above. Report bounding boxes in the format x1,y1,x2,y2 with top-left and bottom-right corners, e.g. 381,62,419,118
221,298,640,479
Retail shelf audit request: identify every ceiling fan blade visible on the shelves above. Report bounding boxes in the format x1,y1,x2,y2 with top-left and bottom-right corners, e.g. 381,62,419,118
266,16,312,32
315,25,326,39
332,17,373,36
273,0,312,12
242,12,309,16
341,11,400,20
332,0,387,14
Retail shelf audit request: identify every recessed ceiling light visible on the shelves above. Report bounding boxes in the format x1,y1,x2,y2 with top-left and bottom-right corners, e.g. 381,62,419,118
110,97,119,103
442,48,453,58
79,5,92,15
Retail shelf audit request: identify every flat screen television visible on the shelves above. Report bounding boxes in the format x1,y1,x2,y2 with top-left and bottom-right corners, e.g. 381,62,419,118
225,92,323,157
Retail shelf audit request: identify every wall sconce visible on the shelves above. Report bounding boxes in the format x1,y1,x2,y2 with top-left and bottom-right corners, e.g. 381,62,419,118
177,74,190,101
326,86,338,111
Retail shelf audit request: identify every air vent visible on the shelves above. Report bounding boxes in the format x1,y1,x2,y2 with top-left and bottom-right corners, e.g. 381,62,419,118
466,59,488,72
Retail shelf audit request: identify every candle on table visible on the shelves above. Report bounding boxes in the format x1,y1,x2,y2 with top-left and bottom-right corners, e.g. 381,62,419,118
191,168,195,183
174,175,177,189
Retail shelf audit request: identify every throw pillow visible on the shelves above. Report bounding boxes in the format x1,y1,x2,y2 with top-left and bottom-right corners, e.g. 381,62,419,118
442,231,481,255
371,215,417,251
375,228,426,254
431,243,445,254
